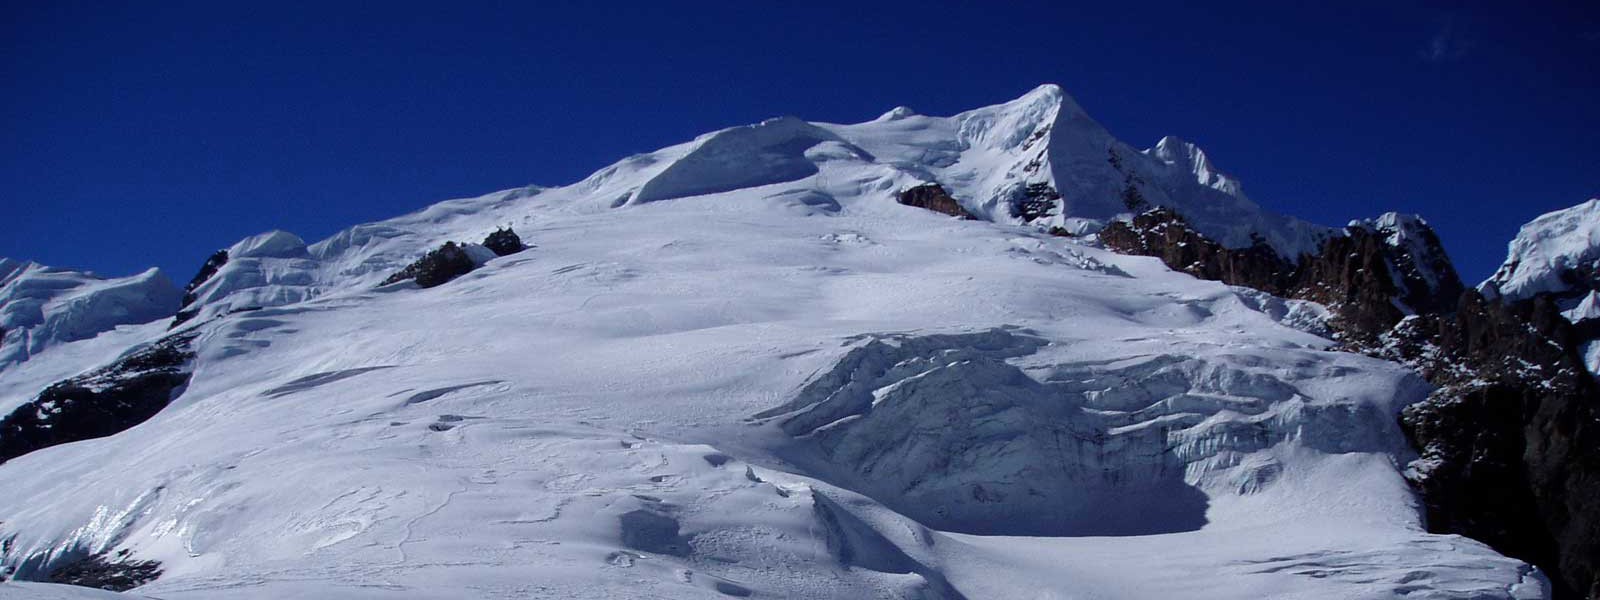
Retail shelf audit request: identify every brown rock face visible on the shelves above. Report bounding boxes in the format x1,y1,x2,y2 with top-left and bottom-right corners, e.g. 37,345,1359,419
1100,208,1462,343
1099,207,1297,294
1295,228,1411,340
897,183,976,219
381,241,478,288
1099,206,1598,598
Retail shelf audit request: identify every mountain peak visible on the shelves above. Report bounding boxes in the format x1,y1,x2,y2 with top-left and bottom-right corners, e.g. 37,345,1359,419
875,106,918,121
228,230,309,259
1482,197,1600,301
1022,82,1065,102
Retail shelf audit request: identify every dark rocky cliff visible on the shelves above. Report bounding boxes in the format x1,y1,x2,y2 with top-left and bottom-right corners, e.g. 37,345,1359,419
171,249,229,327
1385,292,1600,600
0,332,197,465
1099,206,1598,599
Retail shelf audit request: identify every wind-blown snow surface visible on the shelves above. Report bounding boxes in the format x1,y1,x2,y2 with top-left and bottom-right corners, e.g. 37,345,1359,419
0,87,1545,598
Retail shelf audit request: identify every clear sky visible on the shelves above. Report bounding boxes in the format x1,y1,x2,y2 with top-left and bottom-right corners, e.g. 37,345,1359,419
4,1,1597,285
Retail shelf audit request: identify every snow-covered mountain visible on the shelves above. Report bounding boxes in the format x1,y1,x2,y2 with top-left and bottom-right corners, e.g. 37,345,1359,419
0,85,1579,599
1481,198,1600,371
1482,198,1600,302
131,85,1346,335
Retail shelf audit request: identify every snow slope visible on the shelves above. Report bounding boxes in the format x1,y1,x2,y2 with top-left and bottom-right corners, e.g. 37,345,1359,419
0,582,153,599
168,85,1340,332
0,87,1548,599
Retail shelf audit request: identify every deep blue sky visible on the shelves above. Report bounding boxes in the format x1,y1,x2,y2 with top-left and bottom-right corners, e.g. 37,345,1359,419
4,1,1597,284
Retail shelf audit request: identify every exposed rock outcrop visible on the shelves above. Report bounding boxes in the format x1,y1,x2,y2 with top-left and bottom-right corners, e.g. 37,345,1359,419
1009,182,1061,222
481,227,526,257
171,249,229,327
381,242,480,288
896,184,976,219
0,332,196,465
1098,207,1297,295
381,228,526,289
1100,207,1462,343
45,550,161,592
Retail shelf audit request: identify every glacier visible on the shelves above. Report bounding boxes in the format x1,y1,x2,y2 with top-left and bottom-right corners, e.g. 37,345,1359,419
0,86,1554,599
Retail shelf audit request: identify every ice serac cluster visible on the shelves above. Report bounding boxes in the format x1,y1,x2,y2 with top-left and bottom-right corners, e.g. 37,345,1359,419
756,328,1423,538
178,231,318,324
0,258,180,369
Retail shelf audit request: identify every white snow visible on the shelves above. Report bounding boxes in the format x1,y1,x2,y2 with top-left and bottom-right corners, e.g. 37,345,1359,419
630,117,854,205
1482,198,1600,302
0,581,155,599
228,230,310,259
0,259,180,371
0,87,1548,599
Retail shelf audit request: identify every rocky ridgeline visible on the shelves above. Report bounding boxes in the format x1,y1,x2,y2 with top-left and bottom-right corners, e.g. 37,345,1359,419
1097,205,1598,599
1098,207,1464,342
